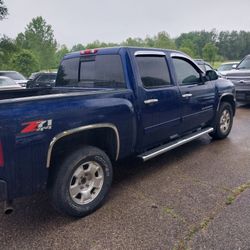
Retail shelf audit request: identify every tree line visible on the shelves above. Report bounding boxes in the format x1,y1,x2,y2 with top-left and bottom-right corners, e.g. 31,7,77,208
1,14,250,76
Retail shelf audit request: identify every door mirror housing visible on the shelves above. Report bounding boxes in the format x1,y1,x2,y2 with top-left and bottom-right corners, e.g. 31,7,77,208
232,64,237,69
205,70,218,81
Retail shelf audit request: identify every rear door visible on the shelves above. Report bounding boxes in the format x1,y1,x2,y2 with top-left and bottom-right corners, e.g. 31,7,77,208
171,54,216,133
134,51,182,149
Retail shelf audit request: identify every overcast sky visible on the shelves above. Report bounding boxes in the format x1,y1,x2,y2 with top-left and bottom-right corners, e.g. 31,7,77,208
1,0,250,48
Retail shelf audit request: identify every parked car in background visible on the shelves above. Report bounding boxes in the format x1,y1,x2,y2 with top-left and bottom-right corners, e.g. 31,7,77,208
0,71,27,87
0,76,23,90
26,72,57,88
217,62,239,75
194,59,214,72
221,55,250,102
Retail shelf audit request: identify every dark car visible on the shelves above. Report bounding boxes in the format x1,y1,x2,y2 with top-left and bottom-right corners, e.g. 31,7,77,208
26,72,57,88
0,47,235,217
0,71,27,87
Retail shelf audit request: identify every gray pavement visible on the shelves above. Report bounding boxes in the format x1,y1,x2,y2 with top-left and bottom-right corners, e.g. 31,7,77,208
0,104,250,250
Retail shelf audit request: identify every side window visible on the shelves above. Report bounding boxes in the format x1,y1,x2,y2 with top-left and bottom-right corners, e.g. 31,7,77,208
135,55,171,88
37,75,49,82
173,58,201,85
56,58,79,86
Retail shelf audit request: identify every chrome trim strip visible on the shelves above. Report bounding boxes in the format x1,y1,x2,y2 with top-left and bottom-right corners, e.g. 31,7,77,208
139,127,214,161
134,51,166,56
46,123,120,168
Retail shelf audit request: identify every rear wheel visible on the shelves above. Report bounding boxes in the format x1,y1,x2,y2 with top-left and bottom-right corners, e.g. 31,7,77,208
210,102,233,139
49,146,113,217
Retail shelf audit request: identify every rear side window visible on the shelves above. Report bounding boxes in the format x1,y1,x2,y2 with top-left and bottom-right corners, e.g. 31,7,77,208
135,56,171,88
79,55,125,88
56,55,125,88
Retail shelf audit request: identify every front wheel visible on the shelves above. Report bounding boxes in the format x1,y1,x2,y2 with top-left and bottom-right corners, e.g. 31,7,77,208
49,146,113,217
210,102,233,139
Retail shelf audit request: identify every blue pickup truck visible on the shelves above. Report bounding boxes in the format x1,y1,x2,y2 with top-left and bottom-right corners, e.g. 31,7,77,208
0,47,235,217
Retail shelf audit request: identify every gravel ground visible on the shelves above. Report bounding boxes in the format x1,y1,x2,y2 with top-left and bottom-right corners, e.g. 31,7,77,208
0,104,249,250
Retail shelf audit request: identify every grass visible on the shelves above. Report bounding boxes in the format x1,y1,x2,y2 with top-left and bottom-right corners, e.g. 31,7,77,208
226,182,250,205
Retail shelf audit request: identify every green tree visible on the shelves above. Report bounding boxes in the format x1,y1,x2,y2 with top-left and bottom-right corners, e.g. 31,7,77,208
11,50,39,77
179,47,195,58
16,16,57,70
0,35,19,69
202,43,218,64
153,31,176,49
71,43,85,52
55,45,69,66
122,37,146,47
0,0,8,20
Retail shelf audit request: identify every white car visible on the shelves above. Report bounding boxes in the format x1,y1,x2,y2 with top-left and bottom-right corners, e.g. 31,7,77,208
0,76,23,90
0,71,27,87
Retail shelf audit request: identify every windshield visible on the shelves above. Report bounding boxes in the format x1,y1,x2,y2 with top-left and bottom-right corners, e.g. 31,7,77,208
237,57,250,70
0,72,26,80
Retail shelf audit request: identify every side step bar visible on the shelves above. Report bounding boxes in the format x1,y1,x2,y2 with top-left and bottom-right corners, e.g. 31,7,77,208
138,127,214,162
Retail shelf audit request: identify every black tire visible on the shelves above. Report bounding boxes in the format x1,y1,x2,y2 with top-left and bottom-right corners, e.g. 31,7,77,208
210,102,233,139
49,146,113,217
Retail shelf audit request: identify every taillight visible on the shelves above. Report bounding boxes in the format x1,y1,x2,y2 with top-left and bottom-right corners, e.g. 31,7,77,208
0,141,4,167
80,49,98,55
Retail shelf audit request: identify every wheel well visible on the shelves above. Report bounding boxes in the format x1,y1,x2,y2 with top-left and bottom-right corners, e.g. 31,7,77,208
220,95,236,116
49,127,118,169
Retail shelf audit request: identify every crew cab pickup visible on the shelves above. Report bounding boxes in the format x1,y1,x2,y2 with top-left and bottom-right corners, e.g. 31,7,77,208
0,47,236,217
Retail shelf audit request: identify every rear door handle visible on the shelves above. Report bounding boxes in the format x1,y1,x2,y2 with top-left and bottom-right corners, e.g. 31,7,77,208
182,93,193,98
144,99,159,104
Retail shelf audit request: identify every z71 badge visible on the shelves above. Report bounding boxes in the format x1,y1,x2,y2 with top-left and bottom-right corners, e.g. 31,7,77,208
21,119,52,133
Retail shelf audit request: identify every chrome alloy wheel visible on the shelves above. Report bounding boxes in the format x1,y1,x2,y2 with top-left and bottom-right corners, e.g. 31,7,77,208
69,161,104,205
220,109,231,134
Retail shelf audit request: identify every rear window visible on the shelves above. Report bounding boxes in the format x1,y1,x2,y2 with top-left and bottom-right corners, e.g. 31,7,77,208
56,55,125,88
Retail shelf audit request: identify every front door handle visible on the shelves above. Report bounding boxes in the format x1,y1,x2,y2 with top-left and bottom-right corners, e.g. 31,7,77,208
144,99,159,104
182,93,193,98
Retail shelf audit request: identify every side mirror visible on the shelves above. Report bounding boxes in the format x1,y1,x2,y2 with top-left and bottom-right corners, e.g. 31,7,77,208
232,64,237,69
205,70,218,81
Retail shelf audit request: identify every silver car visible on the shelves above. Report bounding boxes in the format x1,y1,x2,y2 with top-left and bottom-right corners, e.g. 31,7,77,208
0,76,23,90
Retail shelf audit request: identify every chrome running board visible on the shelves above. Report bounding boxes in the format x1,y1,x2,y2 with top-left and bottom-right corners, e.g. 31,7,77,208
138,127,214,162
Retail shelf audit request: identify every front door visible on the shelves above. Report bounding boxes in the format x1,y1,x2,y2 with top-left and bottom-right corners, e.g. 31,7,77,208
171,56,216,133
134,51,182,149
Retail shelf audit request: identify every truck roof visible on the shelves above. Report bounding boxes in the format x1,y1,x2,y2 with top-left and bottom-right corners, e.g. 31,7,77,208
63,46,180,60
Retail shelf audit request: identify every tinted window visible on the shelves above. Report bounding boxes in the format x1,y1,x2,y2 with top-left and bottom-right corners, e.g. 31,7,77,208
56,58,79,86
136,56,171,88
173,58,201,85
79,55,125,88
37,74,56,82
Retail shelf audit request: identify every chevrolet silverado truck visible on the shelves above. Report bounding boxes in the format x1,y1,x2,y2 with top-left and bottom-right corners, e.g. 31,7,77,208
0,47,236,217
221,54,250,102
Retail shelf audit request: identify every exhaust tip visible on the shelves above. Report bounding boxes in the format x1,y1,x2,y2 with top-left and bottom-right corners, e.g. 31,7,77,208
4,200,14,215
